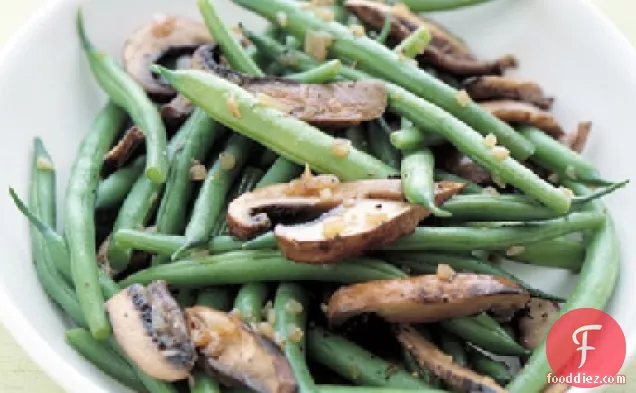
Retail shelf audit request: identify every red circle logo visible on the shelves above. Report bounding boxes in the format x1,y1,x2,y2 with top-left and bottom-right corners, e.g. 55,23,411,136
546,308,625,388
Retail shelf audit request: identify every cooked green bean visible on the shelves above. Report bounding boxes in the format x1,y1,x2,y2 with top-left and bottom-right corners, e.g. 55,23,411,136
434,169,483,194
375,7,392,44
401,148,450,217
440,314,528,356
76,12,168,184
519,125,611,185
177,289,197,307
402,349,439,387
345,126,369,153
33,138,57,228
242,30,570,213
436,330,468,367
197,287,233,311
317,387,447,393
257,156,303,188
233,0,534,161
507,238,585,271
507,184,620,393
234,283,269,323
390,251,565,302
191,369,221,393
173,135,254,259
65,328,144,391
466,345,512,385
113,229,243,256
121,250,404,287
368,119,400,169
286,59,342,83
197,0,263,76
215,166,265,235
285,35,301,50
400,0,494,12
390,123,445,151
385,212,603,251
394,25,431,58
153,66,396,181
257,149,279,168
241,231,277,250
65,102,126,339
107,124,193,270
274,284,316,393
440,194,561,221
95,156,145,210
307,327,430,389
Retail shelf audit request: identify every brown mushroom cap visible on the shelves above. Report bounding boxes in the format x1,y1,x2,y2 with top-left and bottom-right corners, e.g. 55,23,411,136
106,281,196,381
480,100,564,137
327,274,530,325
103,125,145,169
517,298,560,350
560,121,592,153
123,15,213,99
463,76,554,110
185,306,297,393
397,325,507,393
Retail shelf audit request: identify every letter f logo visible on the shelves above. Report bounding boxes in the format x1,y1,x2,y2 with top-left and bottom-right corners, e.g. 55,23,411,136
572,324,602,368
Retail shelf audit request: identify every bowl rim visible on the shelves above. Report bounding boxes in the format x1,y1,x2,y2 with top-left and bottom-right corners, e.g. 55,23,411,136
0,0,635,392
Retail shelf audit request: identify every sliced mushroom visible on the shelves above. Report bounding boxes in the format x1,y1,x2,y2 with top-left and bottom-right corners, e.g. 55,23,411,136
517,298,560,350
397,325,507,393
560,121,592,153
327,274,530,325
124,15,213,99
345,0,517,76
441,149,492,184
104,125,145,169
106,281,196,381
185,306,297,393
463,76,554,110
480,100,565,137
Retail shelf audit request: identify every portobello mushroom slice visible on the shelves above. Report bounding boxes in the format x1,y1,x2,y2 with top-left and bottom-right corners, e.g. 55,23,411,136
480,100,565,138
327,274,530,325
345,0,517,76
560,121,592,153
441,149,492,185
463,76,554,110
104,125,145,169
185,306,297,393
123,15,213,99
517,298,560,350
397,325,507,393
106,281,196,381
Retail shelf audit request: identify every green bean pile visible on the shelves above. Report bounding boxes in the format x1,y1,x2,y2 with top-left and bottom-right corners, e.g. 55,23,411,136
10,0,627,393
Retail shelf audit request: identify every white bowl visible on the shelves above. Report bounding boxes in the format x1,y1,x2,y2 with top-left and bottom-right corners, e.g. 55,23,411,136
0,0,634,392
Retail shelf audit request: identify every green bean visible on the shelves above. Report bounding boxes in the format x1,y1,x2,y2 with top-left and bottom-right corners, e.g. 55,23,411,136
95,156,145,210
440,314,528,356
384,212,604,251
65,328,144,391
401,148,450,217
466,345,512,386
107,124,193,270
307,327,430,389
197,287,233,311
519,125,611,185
64,103,127,339
257,156,303,188
375,7,392,44
391,251,565,302
197,0,263,76
345,126,369,153
32,138,57,227
507,184,620,393
191,369,221,393
113,229,243,256
153,66,395,181
257,149,279,168
274,284,316,393
234,283,269,324
400,0,494,12
177,289,197,307
173,135,254,259
76,12,168,184
241,32,570,214
155,109,225,240
286,59,342,83
317,387,447,393
402,349,439,387
242,231,277,250
433,169,483,194
507,238,585,271
440,194,561,222
233,0,534,161
120,250,404,287
394,25,431,58
368,119,400,169
436,330,468,367
216,166,265,235
390,123,445,151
